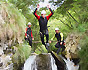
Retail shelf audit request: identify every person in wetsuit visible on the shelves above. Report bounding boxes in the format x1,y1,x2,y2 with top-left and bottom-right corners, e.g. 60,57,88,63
50,28,65,54
33,4,54,48
25,22,34,47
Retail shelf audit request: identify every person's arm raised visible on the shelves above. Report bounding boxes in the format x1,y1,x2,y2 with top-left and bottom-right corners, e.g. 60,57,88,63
33,4,40,20
46,5,54,20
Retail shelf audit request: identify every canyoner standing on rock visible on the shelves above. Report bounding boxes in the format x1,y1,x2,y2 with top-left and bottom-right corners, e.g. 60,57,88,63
33,4,54,49
25,22,34,47
50,28,65,54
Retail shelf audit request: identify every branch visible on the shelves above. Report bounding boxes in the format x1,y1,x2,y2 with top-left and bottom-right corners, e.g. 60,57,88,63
59,19,73,29
67,11,79,24
65,17,73,28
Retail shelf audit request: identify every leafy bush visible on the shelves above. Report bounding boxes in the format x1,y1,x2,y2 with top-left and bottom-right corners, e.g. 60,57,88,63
12,43,31,70
79,36,88,70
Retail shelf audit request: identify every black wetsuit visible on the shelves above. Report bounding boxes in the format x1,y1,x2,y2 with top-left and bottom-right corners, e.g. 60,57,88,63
33,8,53,45
55,32,65,54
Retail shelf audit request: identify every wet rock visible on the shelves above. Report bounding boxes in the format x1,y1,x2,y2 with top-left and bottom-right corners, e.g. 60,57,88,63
51,51,65,70
0,48,4,56
24,53,58,70
36,54,52,70
0,62,3,67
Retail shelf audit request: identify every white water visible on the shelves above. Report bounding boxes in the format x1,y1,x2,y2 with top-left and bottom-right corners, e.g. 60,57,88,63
24,55,37,70
24,54,57,70
63,58,79,70
24,54,79,70
50,54,57,70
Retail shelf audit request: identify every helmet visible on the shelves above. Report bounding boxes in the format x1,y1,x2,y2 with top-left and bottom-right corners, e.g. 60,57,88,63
28,22,31,25
41,10,46,14
55,28,59,30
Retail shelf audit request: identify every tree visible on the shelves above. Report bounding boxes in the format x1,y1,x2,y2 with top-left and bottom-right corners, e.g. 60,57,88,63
3,0,39,21
51,0,88,28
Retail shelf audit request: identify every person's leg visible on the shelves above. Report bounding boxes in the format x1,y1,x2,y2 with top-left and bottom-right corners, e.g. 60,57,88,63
45,29,49,43
28,38,32,47
55,42,60,48
46,34,49,43
45,30,50,51
55,42,61,54
61,45,65,52
56,47,61,54
40,33,45,45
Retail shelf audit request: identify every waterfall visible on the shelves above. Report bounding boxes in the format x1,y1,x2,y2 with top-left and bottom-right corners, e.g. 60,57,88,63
24,53,79,70
50,54,57,70
24,55,37,70
23,53,57,70
63,58,79,70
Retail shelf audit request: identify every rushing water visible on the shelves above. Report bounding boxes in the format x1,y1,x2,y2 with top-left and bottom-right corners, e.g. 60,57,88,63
24,53,79,70
50,54,57,70
24,53,57,70
24,55,37,70
63,58,79,70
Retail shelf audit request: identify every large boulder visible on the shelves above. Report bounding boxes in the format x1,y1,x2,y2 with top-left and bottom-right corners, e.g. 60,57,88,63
65,33,80,59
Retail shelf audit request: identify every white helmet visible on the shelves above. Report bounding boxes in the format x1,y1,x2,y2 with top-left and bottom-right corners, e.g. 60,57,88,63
28,22,31,25
41,10,46,14
55,28,59,30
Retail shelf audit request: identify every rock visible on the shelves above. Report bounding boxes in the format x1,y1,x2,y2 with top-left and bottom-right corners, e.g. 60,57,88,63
0,14,5,24
0,62,3,67
3,44,8,50
36,54,52,70
5,55,12,61
4,63,13,70
0,2,26,70
5,49,12,54
0,48,4,56
65,33,80,59
51,51,65,70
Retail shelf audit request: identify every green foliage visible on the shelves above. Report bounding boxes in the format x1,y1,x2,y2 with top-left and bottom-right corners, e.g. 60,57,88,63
3,0,39,22
79,36,88,70
48,19,70,39
52,0,88,29
35,45,48,54
12,43,31,70
0,0,88,69
0,2,27,46
51,0,88,69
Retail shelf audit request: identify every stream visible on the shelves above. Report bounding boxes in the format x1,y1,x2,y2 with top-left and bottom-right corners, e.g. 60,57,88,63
23,53,79,70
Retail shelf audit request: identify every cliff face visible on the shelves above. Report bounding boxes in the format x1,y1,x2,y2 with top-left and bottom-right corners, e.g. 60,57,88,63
65,33,81,59
0,2,26,69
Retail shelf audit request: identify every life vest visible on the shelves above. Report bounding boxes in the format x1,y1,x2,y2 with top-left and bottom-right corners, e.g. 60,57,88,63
26,27,32,38
39,16,48,32
55,32,64,42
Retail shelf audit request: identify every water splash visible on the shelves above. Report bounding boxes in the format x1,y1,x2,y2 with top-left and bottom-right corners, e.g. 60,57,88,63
24,55,37,70
50,54,57,70
63,58,79,70
24,53,57,70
